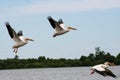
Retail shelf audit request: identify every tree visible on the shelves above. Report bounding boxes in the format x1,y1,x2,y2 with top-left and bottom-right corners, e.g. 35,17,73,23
95,47,105,61
95,47,101,53
14,55,19,59
104,52,115,62
88,53,95,61
79,55,87,61
38,56,46,62
115,53,120,65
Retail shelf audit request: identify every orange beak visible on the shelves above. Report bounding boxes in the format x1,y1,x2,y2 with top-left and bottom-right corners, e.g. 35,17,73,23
26,38,34,41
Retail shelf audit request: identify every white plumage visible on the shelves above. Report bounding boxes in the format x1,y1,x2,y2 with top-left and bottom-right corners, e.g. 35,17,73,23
5,22,34,54
47,16,77,37
91,62,117,78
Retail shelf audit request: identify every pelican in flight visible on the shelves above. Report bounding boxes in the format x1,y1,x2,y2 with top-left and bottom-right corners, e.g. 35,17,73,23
47,16,77,37
90,62,117,78
5,22,34,54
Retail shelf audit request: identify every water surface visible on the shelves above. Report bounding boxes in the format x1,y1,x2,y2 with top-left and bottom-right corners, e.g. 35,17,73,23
0,66,119,80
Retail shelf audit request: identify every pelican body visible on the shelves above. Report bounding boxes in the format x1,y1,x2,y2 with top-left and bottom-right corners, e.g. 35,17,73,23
5,22,34,54
91,62,117,78
47,16,77,37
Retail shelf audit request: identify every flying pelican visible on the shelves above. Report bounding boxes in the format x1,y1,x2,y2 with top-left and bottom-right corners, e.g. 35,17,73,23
47,16,77,37
5,22,34,54
90,62,117,78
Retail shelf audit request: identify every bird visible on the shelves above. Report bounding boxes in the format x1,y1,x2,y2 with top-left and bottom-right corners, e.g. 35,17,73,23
5,22,34,54
47,16,77,37
90,62,117,78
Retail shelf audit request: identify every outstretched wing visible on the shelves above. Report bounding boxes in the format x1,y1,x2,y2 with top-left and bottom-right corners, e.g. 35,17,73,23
5,22,22,43
95,69,107,77
58,19,63,24
47,16,56,29
47,16,64,32
105,68,117,78
58,19,64,29
17,30,23,36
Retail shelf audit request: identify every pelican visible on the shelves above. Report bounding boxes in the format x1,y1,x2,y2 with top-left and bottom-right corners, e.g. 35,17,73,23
90,62,117,78
5,22,34,54
47,16,77,37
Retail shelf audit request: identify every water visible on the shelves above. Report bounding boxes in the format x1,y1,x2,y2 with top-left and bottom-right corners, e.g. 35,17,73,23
0,66,119,80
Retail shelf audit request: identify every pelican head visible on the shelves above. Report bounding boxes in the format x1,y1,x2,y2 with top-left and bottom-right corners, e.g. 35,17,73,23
67,27,77,30
104,62,110,65
104,62,115,66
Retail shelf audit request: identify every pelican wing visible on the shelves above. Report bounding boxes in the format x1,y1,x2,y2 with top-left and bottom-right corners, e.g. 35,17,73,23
105,68,117,78
47,16,56,29
5,22,22,43
95,66,105,71
47,16,64,32
58,19,63,24
101,64,109,69
17,30,23,36
54,21,64,32
95,70,107,77
92,64,105,71
58,19,65,29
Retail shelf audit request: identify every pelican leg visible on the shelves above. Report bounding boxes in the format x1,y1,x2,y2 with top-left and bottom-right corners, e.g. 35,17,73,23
13,48,18,54
15,48,18,53
13,49,15,53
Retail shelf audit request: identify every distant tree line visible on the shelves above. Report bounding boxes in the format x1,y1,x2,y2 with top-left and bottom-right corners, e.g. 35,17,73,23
0,47,120,70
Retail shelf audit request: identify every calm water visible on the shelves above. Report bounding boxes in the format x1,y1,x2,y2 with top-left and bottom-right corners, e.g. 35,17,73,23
0,66,120,80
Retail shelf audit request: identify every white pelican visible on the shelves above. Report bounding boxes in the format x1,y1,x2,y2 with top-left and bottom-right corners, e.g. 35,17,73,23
47,16,77,37
90,62,117,78
5,22,34,54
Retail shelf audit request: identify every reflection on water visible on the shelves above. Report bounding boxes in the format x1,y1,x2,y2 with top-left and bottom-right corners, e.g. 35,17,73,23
0,66,119,80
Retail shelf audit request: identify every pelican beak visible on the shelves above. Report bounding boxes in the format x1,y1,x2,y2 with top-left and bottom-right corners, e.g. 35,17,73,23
71,27,77,30
109,62,116,66
104,62,116,66
29,39,34,41
68,27,77,30
26,38,34,41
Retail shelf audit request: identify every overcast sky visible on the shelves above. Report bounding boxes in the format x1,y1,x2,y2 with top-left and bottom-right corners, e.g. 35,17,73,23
0,0,120,59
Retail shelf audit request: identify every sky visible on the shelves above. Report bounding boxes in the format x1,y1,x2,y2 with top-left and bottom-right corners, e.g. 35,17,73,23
0,0,120,59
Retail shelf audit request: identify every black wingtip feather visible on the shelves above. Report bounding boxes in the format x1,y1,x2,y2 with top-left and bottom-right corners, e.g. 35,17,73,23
105,68,117,78
5,22,14,38
47,16,56,29
47,16,52,19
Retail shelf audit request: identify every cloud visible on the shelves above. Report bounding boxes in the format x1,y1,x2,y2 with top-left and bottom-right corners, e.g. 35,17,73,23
1,0,120,18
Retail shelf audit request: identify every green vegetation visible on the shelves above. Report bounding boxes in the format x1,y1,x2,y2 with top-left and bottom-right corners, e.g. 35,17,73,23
0,47,120,70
